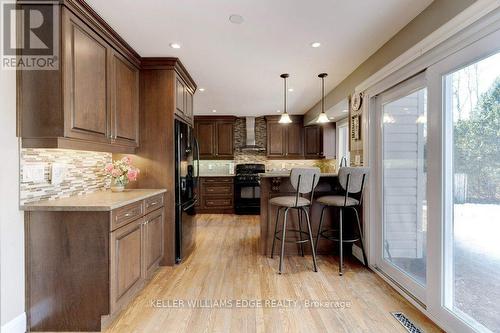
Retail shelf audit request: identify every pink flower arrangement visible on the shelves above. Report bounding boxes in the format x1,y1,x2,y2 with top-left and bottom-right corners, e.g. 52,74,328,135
104,156,140,188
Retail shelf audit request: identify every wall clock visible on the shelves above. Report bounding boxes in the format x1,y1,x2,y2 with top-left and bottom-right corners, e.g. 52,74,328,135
351,92,363,111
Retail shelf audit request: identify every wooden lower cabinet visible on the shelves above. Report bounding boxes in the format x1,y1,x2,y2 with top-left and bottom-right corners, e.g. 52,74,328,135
110,218,144,313
196,177,234,213
25,193,165,332
143,208,165,276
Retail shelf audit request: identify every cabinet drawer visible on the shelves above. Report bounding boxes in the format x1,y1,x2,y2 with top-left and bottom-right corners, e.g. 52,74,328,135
111,201,144,231
145,194,164,214
202,177,234,184
204,197,233,208
203,184,233,196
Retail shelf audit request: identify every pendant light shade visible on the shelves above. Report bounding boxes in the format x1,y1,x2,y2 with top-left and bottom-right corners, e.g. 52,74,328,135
279,73,293,124
316,73,330,124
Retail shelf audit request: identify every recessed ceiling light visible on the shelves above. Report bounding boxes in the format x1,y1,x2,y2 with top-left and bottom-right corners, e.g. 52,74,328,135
229,14,244,24
212,109,217,113
169,43,181,49
199,88,205,92
342,109,348,113
288,88,294,92
311,42,321,48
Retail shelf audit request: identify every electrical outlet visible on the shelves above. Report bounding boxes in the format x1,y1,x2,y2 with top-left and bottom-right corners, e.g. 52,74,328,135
354,155,361,165
208,164,213,170
51,163,67,185
22,164,45,183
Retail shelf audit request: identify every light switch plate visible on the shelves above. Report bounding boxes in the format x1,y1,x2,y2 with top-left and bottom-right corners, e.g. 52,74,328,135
354,155,361,165
51,163,67,185
22,164,45,183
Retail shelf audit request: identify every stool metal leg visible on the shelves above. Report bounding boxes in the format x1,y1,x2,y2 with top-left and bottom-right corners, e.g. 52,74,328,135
352,207,368,267
270,207,281,259
302,207,318,272
297,209,304,257
278,208,289,274
315,206,326,254
339,207,343,276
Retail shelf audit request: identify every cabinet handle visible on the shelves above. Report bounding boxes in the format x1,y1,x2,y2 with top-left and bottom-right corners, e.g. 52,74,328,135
149,202,157,206
124,213,132,217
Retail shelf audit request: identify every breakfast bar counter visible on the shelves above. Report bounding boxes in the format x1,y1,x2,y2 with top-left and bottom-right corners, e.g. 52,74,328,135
259,172,356,256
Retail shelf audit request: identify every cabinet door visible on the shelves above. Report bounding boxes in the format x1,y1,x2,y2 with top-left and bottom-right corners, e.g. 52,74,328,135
63,10,110,143
196,121,216,158
175,77,185,115
304,126,323,158
185,90,194,123
216,121,234,158
110,218,143,313
267,121,286,157
110,51,139,147
143,208,164,277
286,121,304,158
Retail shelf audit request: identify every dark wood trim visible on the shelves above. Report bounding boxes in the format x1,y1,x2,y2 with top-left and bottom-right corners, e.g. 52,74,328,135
21,137,136,154
141,57,197,92
63,0,141,67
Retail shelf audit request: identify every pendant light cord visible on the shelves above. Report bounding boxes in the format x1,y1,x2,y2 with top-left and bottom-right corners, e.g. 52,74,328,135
283,76,287,114
321,75,324,114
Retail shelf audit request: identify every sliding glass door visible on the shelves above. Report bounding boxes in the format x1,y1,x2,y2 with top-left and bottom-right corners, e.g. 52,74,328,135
429,36,500,333
372,23,500,333
374,75,428,302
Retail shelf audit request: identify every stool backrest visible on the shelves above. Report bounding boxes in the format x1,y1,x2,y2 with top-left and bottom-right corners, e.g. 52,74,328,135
338,167,369,194
290,167,321,194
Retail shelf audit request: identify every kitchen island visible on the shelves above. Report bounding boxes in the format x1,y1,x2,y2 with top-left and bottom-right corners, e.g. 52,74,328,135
259,172,353,256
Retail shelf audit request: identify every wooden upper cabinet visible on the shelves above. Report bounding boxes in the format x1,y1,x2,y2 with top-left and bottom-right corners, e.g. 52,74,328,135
286,122,304,158
216,121,234,158
175,77,185,115
185,89,194,122
196,121,217,158
194,117,236,159
266,116,304,159
63,10,109,143
17,5,141,154
267,121,286,157
111,51,139,147
304,126,323,158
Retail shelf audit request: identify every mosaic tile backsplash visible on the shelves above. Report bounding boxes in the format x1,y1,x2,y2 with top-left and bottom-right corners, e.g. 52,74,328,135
20,149,112,204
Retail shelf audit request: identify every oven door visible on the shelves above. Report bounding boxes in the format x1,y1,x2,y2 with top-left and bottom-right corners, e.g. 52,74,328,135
234,181,261,215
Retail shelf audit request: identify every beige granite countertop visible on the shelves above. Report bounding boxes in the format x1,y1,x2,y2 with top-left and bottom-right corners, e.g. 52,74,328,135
259,172,338,178
21,189,166,212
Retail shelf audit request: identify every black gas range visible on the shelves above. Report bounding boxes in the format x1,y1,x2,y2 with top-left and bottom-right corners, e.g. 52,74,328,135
234,164,265,215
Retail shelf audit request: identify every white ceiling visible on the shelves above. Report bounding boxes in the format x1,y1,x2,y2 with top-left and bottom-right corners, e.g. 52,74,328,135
86,0,432,116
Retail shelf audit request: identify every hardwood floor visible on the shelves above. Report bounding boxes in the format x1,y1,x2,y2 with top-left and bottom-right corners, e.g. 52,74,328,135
104,214,441,333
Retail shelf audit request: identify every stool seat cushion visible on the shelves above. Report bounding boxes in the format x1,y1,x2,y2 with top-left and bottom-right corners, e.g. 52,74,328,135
316,195,359,207
269,196,310,207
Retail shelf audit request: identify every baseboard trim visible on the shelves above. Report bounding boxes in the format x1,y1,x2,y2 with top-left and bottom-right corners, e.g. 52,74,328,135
1,312,26,333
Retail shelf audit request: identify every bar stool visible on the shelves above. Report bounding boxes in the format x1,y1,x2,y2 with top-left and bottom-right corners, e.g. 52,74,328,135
315,167,369,275
270,167,320,274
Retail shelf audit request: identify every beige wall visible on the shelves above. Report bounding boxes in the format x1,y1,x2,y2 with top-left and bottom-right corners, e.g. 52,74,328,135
0,68,25,328
304,0,477,124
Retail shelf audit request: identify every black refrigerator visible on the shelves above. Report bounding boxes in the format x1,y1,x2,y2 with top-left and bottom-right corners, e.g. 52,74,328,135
175,119,199,263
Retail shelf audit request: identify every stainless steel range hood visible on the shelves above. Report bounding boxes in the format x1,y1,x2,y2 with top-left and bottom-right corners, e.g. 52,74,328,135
241,117,266,151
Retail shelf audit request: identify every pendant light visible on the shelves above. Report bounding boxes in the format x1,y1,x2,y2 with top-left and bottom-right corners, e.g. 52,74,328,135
279,73,292,124
316,73,330,123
